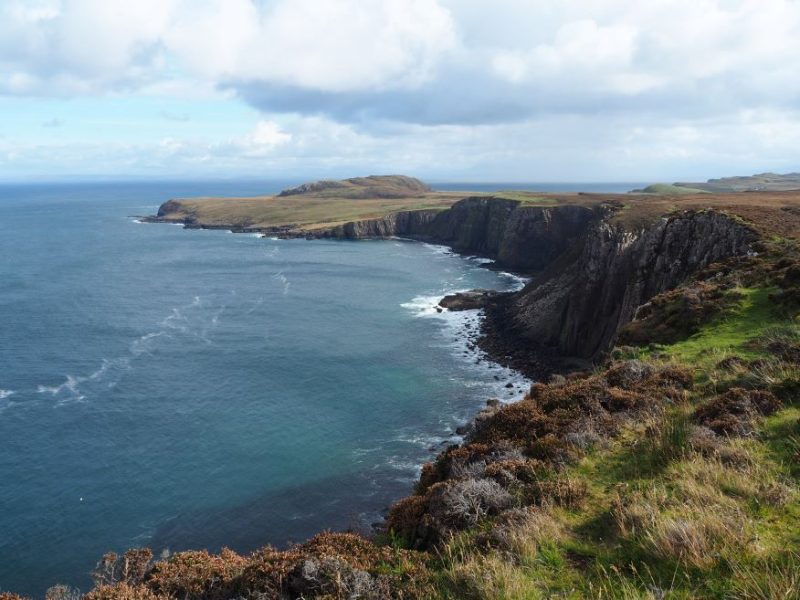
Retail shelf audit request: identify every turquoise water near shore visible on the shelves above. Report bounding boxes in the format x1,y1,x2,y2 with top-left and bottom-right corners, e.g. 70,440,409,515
0,181,537,595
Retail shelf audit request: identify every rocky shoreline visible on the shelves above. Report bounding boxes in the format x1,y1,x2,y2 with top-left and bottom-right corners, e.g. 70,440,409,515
141,196,758,387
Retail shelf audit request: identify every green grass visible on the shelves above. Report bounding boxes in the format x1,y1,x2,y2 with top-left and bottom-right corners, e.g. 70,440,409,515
493,192,559,204
430,280,800,599
646,287,782,367
159,193,462,230
635,184,710,195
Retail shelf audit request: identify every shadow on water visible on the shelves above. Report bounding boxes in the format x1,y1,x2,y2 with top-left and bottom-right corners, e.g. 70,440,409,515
147,467,410,554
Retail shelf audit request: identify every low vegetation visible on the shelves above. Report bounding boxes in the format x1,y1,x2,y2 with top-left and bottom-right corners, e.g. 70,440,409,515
277,175,433,199
631,183,709,195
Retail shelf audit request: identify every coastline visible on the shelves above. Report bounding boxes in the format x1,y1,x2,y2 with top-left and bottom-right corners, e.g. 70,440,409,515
7,183,799,596
138,216,536,523
139,219,537,532
139,215,543,374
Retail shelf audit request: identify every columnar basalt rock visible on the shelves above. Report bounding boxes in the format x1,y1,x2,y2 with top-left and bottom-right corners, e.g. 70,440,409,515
495,210,757,361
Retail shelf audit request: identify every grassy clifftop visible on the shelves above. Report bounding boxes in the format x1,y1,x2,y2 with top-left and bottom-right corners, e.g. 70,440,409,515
148,176,466,232
149,174,800,240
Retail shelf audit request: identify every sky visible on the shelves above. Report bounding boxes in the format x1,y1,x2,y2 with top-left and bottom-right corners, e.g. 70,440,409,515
0,0,799,182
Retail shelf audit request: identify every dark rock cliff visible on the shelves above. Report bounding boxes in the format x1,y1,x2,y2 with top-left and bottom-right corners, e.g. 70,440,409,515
152,195,757,365
318,209,442,239
320,197,596,273
489,210,756,363
322,199,756,363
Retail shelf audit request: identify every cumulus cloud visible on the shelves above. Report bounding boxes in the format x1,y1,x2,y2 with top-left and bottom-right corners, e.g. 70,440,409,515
166,0,457,92
3,0,799,126
0,0,457,97
1,0,800,179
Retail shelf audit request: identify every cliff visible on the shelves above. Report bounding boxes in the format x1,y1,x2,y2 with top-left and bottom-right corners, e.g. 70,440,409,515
316,199,756,362
494,209,756,363
317,197,597,273
151,191,762,363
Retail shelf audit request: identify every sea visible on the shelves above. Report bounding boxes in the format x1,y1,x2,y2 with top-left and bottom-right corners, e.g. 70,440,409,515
0,180,642,595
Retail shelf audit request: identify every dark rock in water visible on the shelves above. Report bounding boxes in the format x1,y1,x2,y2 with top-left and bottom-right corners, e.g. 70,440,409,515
435,306,443,313
439,289,502,311
486,398,500,407
504,382,514,388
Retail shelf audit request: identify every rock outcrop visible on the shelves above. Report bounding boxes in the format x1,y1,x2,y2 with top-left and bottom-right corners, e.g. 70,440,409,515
489,209,756,362
317,199,756,363
317,209,442,239
439,290,503,311
151,193,757,366
319,197,597,273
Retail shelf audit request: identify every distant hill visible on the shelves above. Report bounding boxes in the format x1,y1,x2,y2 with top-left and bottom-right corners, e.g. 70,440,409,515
631,183,709,195
278,175,432,199
634,172,800,194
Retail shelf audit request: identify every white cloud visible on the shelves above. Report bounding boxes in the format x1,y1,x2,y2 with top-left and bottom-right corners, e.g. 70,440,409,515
3,108,800,181
0,0,457,95
239,120,293,156
2,0,800,178
166,0,457,92
3,0,800,119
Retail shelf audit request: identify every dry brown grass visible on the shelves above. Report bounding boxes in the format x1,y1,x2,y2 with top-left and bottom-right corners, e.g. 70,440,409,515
83,585,166,600
729,553,800,599
154,192,463,230
610,452,770,569
440,509,568,599
156,186,800,239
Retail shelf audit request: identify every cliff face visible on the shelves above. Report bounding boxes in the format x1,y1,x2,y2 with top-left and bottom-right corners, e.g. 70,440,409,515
496,210,756,361
153,194,757,364
324,200,755,361
320,209,441,239
322,197,597,272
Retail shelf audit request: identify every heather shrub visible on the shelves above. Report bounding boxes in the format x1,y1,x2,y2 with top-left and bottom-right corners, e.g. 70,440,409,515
44,586,81,600
427,478,513,530
286,557,386,599
618,282,740,345
92,549,153,587
605,359,656,388
694,388,781,436
482,458,545,486
385,495,428,546
233,546,300,597
83,584,165,600
147,548,246,600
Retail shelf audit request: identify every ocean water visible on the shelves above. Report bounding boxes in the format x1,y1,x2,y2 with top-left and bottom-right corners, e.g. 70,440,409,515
0,181,539,595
